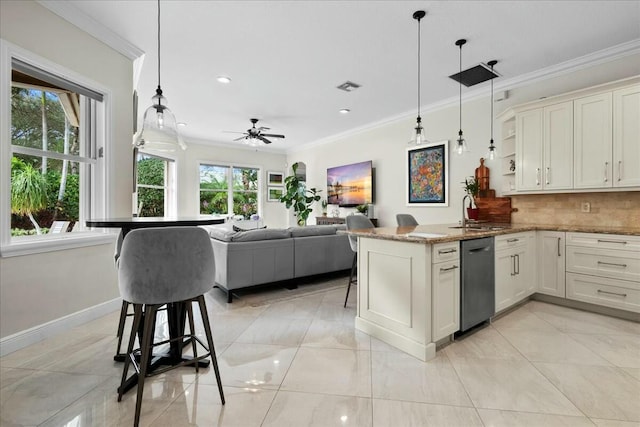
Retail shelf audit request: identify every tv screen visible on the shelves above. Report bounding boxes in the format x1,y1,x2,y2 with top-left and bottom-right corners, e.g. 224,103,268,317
327,160,373,207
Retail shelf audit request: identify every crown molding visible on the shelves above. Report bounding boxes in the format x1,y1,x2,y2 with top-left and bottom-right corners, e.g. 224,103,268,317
37,0,144,60
289,39,640,154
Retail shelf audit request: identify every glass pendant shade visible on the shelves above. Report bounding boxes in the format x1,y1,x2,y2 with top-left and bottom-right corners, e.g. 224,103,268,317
408,117,427,145
133,0,185,152
455,130,468,155
133,89,186,152
486,139,498,160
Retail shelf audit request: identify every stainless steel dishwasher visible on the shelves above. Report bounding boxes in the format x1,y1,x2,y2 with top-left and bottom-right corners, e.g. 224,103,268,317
459,237,495,333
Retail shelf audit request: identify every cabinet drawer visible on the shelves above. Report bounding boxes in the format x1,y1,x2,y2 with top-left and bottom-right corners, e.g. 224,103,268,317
566,246,640,282
432,242,460,263
566,232,640,251
566,273,640,313
495,232,530,251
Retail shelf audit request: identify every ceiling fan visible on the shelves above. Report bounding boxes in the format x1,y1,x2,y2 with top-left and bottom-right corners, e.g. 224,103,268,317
227,118,285,145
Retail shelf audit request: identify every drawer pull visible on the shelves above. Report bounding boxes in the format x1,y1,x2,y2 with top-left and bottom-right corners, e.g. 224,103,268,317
557,237,561,257
506,238,519,243
597,261,627,268
438,249,457,254
597,289,627,298
440,265,459,272
604,162,608,183
597,239,627,245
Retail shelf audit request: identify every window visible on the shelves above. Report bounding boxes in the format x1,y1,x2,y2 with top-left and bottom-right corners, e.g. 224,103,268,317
199,163,259,218
135,151,176,217
1,44,108,254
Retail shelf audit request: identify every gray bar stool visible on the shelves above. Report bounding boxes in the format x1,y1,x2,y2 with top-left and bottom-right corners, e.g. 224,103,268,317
344,215,375,307
396,213,418,226
116,227,224,426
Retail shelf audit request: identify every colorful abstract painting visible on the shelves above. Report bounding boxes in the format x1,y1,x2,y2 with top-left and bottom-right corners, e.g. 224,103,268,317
407,141,448,205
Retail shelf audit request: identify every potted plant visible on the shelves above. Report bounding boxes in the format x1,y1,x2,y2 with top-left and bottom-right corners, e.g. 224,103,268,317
355,204,368,215
321,199,328,216
280,162,322,225
463,176,480,221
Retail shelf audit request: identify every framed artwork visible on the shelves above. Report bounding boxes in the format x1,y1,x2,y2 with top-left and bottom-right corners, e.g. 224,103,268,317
267,186,284,202
406,140,449,206
267,171,284,186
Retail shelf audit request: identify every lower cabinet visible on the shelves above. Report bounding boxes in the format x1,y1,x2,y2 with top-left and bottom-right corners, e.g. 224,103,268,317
495,232,536,312
537,231,566,297
432,242,460,341
565,232,640,313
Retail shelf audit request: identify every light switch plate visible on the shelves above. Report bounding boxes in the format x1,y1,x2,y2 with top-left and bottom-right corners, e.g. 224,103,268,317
581,202,591,213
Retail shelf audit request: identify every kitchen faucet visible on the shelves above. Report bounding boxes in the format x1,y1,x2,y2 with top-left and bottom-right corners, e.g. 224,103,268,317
461,194,471,228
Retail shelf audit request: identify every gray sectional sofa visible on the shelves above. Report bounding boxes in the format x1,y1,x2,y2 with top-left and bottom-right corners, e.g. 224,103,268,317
201,224,353,302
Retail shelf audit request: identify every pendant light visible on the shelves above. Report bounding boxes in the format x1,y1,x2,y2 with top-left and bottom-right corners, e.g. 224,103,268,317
455,39,468,155
408,10,427,146
133,0,186,152
486,60,498,161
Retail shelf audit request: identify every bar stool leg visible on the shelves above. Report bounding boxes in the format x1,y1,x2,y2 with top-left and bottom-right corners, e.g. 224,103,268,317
196,295,225,404
118,303,141,402
133,304,158,427
186,301,199,373
115,301,130,356
344,252,357,308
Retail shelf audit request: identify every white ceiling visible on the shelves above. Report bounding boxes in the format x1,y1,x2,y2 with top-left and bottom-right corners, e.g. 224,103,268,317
49,1,640,152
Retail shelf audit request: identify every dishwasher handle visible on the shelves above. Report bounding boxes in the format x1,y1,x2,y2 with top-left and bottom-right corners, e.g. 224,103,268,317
467,246,491,253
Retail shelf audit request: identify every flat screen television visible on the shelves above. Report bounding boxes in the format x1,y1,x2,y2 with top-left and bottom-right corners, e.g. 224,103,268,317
327,160,373,207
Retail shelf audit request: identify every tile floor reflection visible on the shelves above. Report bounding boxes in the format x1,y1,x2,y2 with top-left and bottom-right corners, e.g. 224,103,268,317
1,276,639,426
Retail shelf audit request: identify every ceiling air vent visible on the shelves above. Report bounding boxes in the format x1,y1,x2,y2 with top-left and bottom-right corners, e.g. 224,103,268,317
336,81,361,92
449,63,501,87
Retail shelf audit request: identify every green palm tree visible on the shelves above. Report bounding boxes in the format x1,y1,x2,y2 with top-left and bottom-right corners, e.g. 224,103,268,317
11,161,48,234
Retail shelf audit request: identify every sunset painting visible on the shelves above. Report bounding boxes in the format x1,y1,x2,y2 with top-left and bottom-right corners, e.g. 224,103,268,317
327,161,373,206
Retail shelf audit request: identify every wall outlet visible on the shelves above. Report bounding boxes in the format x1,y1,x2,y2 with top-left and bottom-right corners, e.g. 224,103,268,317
581,202,591,213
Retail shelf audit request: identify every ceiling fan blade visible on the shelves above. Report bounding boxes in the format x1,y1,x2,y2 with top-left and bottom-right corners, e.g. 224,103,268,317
233,136,246,141
258,126,270,131
257,136,272,144
261,133,285,138
222,130,245,134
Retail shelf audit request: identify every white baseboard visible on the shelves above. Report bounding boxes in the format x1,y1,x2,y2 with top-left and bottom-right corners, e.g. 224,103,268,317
0,298,122,357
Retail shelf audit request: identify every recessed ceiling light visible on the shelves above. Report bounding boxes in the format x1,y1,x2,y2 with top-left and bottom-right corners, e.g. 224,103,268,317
177,122,187,127
339,109,351,114
216,76,231,84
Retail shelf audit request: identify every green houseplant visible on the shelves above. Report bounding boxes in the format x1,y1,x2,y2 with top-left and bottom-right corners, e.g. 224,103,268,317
280,162,321,225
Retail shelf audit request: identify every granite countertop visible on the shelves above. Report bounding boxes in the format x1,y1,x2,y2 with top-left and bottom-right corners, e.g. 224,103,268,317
346,222,640,244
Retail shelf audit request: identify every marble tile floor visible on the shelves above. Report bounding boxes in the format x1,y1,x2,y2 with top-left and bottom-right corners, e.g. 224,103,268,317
1,277,639,427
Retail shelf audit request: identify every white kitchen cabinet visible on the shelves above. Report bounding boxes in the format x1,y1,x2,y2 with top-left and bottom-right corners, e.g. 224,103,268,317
574,93,613,188
431,242,460,341
566,232,640,313
613,85,640,187
537,231,566,297
495,232,536,312
516,102,573,191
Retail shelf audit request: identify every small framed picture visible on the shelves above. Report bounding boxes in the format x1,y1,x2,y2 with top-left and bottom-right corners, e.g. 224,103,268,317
267,186,284,202
267,171,284,186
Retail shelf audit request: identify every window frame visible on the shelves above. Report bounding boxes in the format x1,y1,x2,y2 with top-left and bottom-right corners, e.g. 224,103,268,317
134,151,177,217
198,160,262,218
0,40,113,257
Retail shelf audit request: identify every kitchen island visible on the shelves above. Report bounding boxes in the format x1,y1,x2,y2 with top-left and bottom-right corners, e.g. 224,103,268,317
347,222,640,361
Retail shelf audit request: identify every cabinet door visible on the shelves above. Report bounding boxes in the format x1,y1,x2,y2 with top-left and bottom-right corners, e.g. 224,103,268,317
512,246,529,302
613,85,640,187
537,231,566,297
516,109,544,191
495,249,516,312
574,93,613,188
432,261,460,341
544,102,573,190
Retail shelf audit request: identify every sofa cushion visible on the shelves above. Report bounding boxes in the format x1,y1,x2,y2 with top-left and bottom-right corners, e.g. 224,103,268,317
233,224,267,232
203,226,237,242
289,225,337,237
232,228,291,242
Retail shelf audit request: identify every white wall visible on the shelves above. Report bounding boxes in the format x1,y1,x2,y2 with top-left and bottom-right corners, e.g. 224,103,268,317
287,54,640,228
0,0,133,339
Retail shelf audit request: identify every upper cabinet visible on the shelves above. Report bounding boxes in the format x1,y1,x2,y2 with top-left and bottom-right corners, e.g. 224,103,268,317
502,77,640,194
516,101,573,191
613,86,640,187
574,93,613,188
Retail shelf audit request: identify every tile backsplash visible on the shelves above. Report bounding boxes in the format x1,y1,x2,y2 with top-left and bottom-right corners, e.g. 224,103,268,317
511,192,640,228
